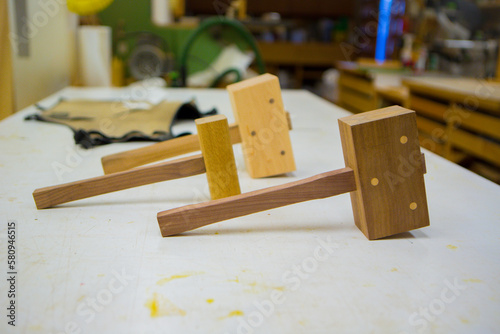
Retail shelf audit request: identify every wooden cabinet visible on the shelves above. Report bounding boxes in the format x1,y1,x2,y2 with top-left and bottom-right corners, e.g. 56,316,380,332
338,68,378,112
337,60,406,112
404,77,500,183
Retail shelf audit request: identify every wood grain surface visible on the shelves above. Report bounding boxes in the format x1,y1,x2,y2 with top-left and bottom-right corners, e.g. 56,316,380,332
338,106,429,240
196,115,241,200
34,155,206,209
227,74,296,178
157,168,356,236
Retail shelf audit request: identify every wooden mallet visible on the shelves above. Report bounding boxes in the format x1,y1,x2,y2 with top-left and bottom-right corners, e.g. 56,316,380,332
101,74,295,178
157,106,430,240
33,115,241,209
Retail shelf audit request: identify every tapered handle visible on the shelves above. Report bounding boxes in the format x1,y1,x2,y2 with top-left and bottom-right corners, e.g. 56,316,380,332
101,124,241,174
34,155,206,209
157,167,356,236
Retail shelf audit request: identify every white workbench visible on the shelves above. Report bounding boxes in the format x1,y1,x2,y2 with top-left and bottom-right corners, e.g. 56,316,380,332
1,87,499,334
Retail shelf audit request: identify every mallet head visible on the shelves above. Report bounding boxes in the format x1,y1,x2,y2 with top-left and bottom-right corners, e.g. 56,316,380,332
196,114,241,200
339,106,429,239
227,74,296,178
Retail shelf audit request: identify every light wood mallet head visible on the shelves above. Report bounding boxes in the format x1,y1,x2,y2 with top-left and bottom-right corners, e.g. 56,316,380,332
101,74,295,178
33,115,240,209
226,73,296,178
157,106,430,240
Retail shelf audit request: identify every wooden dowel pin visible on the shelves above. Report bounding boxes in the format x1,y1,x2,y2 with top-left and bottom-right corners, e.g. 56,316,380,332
33,115,240,209
157,106,430,240
101,74,296,178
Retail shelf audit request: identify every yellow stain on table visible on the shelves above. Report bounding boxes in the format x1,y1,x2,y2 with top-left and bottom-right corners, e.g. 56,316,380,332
446,244,458,250
157,272,203,285
243,281,285,293
390,268,398,272
463,278,482,283
206,299,214,304
219,310,244,320
27,325,43,331
145,293,186,317
228,310,243,317
157,275,191,285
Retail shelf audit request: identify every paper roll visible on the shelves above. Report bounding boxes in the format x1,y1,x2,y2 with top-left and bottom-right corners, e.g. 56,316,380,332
151,0,173,26
77,26,112,87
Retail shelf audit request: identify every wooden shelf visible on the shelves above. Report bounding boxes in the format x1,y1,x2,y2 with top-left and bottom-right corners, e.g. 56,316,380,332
403,77,500,183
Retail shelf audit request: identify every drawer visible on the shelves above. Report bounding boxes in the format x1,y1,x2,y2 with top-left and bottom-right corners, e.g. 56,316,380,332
410,94,449,122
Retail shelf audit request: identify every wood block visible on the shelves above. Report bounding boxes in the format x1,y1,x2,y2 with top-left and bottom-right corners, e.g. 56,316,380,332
227,74,296,178
338,106,429,239
196,115,241,200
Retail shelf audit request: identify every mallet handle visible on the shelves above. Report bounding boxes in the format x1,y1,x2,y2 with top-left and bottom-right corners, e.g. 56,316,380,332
101,124,241,174
34,155,206,209
157,167,356,236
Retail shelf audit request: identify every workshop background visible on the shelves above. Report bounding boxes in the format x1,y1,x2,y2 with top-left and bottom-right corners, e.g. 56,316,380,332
1,0,500,183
